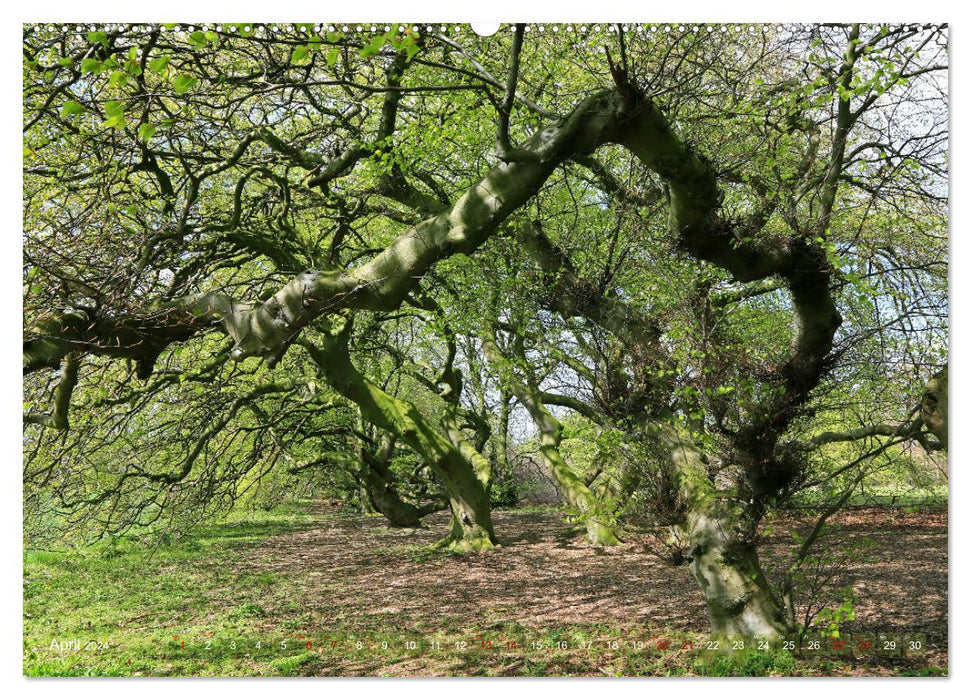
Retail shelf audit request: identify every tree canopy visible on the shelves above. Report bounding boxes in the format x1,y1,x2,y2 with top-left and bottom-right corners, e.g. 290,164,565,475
23,22,947,636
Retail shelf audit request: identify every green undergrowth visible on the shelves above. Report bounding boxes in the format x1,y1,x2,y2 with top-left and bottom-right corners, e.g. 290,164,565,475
24,501,945,677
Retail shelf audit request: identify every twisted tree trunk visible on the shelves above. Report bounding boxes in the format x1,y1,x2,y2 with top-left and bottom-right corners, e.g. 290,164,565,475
921,367,948,450
304,327,497,551
358,432,445,528
662,428,785,637
481,330,620,545
23,63,852,630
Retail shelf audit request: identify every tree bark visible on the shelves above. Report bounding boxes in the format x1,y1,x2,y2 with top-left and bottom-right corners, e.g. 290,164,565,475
496,388,512,477
24,88,637,382
662,427,785,637
303,327,497,551
358,432,443,528
481,331,620,545
686,509,786,637
920,367,948,450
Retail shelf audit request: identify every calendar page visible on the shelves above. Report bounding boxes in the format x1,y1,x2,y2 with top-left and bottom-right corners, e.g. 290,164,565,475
22,18,948,679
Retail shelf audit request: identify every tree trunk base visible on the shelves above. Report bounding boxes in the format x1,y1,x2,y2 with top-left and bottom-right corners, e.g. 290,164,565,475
687,512,786,639
432,526,498,553
431,510,498,553
433,533,498,553
585,520,622,546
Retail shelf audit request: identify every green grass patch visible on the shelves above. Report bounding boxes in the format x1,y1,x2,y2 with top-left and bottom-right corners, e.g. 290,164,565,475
694,649,797,677
24,502,946,677
24,501,323,676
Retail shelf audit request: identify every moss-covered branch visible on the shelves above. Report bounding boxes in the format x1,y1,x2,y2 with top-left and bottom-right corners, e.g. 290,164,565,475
481,326,620,546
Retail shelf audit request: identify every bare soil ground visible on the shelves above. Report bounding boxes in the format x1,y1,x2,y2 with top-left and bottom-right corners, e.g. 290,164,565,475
229,505,946,675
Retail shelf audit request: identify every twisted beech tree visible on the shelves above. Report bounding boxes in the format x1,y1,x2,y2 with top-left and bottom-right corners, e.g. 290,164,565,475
24,23,947,635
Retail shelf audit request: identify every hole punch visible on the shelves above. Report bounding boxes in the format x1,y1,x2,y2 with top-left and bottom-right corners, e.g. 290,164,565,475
471,23,502,37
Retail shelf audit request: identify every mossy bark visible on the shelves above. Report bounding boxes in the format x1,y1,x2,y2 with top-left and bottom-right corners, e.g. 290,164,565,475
495,389,512,476
481,332,620,546
358,433,439,528
357,482,379,515
536,423,622,547
307,332,497,551
442,409,493,489
661,428,785,638
683,509,785,637
921,367,948,450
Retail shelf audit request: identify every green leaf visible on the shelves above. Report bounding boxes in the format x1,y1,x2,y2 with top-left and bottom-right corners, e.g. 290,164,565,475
103,100,126,130
360,34,387,58
87,31,108,46
325,49,339,67
402,35,420,61
292,45,311,64
189,31,207,48
104,114,127,130
148,55,171,74
80,58,102,74
60,100,84,118
172,75,199,94
138,122,157,142
109,70,129,88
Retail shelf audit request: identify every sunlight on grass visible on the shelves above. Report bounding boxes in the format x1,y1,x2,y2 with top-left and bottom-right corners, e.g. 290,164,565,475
23,501,947,677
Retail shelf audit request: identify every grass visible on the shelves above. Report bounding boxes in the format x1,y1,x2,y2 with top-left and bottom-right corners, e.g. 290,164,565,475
24,502,321,676
694,649,797,677
790,485,947,510
23,500,946,677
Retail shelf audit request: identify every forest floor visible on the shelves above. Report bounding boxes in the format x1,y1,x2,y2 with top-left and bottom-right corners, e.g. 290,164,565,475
23,501,947,677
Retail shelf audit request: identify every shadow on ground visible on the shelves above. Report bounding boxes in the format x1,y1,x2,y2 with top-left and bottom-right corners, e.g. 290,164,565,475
235,506,947,648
